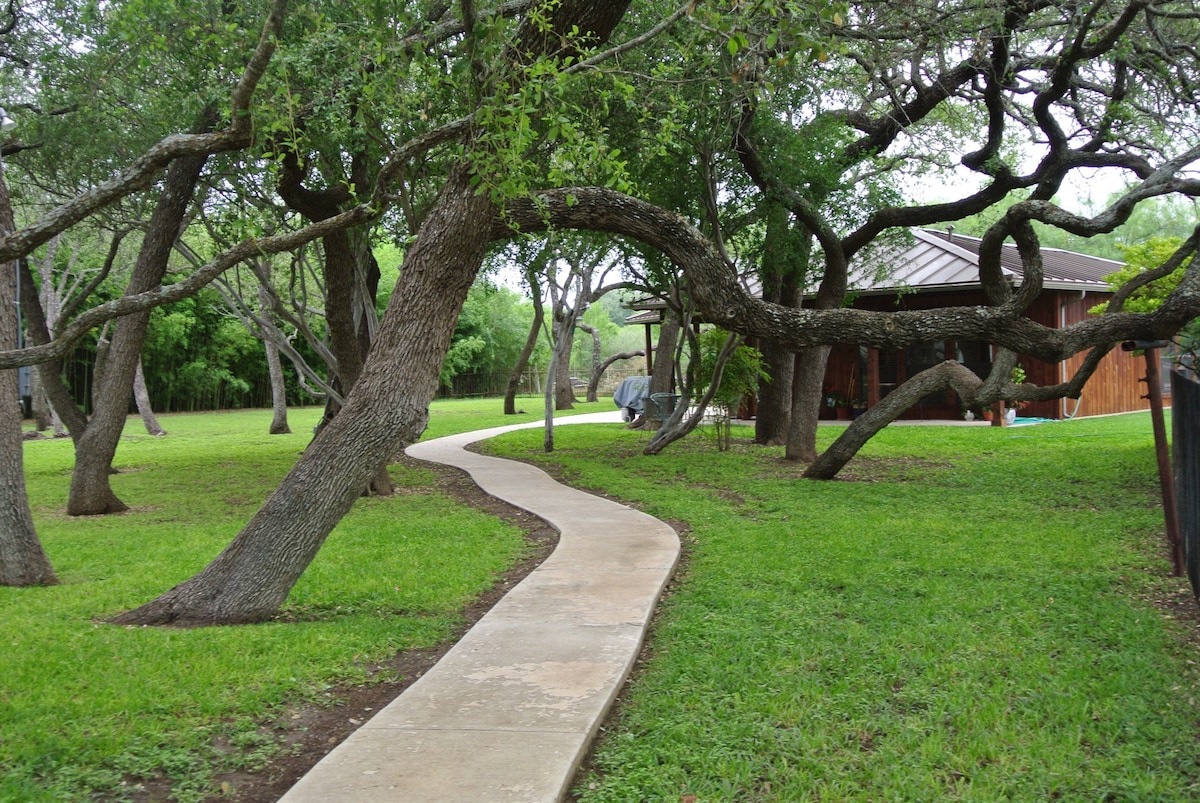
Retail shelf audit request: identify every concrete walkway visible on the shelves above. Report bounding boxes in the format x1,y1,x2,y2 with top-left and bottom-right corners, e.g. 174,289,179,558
280,412,679,802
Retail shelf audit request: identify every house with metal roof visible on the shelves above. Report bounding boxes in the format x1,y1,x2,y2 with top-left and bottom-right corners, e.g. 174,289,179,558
628,228,1161,420
826,228,1157,420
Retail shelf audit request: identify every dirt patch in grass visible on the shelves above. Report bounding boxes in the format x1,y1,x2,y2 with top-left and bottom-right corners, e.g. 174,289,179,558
189,456,559,803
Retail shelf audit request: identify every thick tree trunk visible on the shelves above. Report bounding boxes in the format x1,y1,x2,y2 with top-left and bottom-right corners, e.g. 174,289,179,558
504,286,544,415
133,358,166,436
806,361,983,479
784,346,832,461
753,204,803,445
649,313,680,396
0,365,55,586
113,168,494,625
67,146,211,515
755,339,794,446
0,162,57,586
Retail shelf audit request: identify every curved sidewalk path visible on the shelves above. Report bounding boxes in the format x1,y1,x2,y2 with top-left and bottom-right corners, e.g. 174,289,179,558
281,412,680,802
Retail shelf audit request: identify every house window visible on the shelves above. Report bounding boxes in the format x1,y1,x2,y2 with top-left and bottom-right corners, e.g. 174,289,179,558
956,341,992,379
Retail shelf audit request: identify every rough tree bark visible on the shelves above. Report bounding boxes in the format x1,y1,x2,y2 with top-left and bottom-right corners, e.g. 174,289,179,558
553,314,578,411
804,361,985,479
754,204,804,446
112,167,494,625
0,159,56,586
67,142,211,515
648,312,680,396
785,345,831,461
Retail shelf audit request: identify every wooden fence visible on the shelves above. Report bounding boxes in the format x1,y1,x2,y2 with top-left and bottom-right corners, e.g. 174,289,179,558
1174,368,1200,597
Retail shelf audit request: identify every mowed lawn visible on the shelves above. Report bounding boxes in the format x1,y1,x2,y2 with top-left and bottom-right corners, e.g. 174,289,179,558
482,413,1200,801
2,399,602,802
4,403,1199,801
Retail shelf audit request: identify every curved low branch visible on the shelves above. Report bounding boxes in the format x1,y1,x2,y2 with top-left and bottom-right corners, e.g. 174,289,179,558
804,361,984,480
0,205,374,369
496,187,1200,362
0,0,288,263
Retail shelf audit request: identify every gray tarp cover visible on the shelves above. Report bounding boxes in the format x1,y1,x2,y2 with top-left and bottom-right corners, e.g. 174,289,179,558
613,375,651,413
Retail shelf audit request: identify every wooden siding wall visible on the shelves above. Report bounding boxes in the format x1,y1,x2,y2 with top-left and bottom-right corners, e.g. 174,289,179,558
822,288,1156,419
1059,292,1155,417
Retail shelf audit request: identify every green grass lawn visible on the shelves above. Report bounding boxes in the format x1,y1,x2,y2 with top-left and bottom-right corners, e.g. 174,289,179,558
2,397,604,802
6,405,1198,801
482,414,1200,801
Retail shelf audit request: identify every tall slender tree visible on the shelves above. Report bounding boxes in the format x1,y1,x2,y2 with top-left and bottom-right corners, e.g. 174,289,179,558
0,153,56,586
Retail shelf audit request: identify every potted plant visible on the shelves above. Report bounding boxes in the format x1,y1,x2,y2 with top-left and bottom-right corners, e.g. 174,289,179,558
1005,364,1029,424
824,391,851,419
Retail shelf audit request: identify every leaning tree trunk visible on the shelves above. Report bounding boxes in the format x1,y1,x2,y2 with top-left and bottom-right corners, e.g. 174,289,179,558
0,161,56,586
504,282,544,415
785,346,832,461
805,361,984,479
643,331,741,455
112,0,634,626
19,259,88,442
113,168,494,625
587,349,644,404
133,358,166,436
67,145,211,516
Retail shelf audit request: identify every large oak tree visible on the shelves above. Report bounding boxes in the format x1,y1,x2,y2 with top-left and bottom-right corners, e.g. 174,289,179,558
1,0,1198,622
